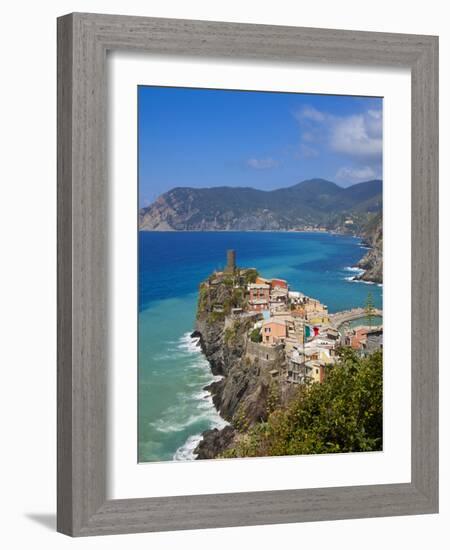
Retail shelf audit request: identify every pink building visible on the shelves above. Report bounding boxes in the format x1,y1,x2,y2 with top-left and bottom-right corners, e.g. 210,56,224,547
248,283,270,311
261,319,287,345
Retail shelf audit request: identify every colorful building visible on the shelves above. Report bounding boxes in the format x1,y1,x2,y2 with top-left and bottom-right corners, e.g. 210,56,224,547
261,319,287,345
248,283,270,311
271,278,288,290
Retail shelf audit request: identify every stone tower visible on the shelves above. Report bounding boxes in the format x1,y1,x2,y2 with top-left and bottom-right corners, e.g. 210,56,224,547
225,249,236,274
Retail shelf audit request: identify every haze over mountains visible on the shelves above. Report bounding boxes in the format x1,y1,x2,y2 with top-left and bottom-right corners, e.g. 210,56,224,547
139,178,382,232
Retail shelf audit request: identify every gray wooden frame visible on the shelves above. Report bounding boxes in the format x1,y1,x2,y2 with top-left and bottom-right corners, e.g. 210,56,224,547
57,12,438,537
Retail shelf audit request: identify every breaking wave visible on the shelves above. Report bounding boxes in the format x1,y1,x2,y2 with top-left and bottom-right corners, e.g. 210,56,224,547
174,333,228,460
343,266,365,283
145,332,228,461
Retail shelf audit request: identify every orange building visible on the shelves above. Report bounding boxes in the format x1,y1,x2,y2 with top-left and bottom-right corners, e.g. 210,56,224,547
350,328,368,350
261,319,287,345
270,278,288,289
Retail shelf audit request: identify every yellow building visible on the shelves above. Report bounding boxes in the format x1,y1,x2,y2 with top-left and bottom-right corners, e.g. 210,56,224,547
308,312,330,325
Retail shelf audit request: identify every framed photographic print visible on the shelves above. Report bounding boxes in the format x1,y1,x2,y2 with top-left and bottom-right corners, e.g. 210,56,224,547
57,13,438,536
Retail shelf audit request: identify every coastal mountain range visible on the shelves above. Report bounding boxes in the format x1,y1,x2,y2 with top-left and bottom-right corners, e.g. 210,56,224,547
139,178,382,232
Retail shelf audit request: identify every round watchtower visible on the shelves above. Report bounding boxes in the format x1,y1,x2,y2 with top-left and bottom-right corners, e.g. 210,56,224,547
225,249,236,273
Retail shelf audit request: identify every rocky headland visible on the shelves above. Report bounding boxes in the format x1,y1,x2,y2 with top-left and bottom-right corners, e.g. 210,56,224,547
190,246,383,459
191,269,294,458
354,213,383,284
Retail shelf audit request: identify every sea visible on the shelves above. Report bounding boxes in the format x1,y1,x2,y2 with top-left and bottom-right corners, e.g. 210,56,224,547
138,231,383,463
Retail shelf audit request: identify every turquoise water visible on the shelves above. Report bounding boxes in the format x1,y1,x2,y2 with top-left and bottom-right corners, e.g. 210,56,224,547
338,315,383,332
138,231,383,462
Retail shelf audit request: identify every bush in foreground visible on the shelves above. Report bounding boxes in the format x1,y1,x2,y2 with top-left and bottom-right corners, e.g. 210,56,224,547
223,349,382,458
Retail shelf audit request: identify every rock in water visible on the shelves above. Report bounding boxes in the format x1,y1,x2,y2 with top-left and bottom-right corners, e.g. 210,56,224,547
195,426,236,459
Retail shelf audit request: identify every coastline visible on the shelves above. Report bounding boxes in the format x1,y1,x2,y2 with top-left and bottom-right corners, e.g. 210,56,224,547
138,231,382,461
139,228,355,235
351,239,382,285
345,264,383,287
186,237,383,459
170,333,228,461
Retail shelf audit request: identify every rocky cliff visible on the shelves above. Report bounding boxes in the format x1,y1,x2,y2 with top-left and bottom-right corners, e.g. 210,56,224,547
355,213,383,284
192,270,290,459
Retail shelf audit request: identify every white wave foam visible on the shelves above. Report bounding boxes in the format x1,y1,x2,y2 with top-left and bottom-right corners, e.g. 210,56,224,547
152,352,186,361
343,267,365,283
344,266,364,273
174,333,213,374
173,416,229,462
173,434,202,461
177,332,202,353
160,332,229,460
211,414,229,430
344,266,380,286
149,414,204,433
149,380,228,435
192,390,211,401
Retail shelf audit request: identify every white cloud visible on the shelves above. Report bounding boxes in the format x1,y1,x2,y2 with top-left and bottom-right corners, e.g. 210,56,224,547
330,111,382,158
246,157,279,169
368,109,382,120
296,106,326,122
335,166,377,184
295,106,383,161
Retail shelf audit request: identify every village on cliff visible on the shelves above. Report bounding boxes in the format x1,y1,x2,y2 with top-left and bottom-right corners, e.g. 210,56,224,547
202,250,383,387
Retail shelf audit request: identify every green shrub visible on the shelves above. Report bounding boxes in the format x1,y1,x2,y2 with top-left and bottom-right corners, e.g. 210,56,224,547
223,349,382,457
207,311,225,324
266,380,281,415
243,269,258,285
250,328,262,343
232,404,251,433
197,285,209,316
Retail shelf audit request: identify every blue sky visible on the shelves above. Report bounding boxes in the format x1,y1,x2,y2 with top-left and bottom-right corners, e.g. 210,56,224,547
138,86,382,207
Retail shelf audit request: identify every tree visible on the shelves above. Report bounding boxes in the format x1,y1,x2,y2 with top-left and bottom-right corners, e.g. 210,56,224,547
250,328,262,343
243,268,258,285
365,291,375,327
